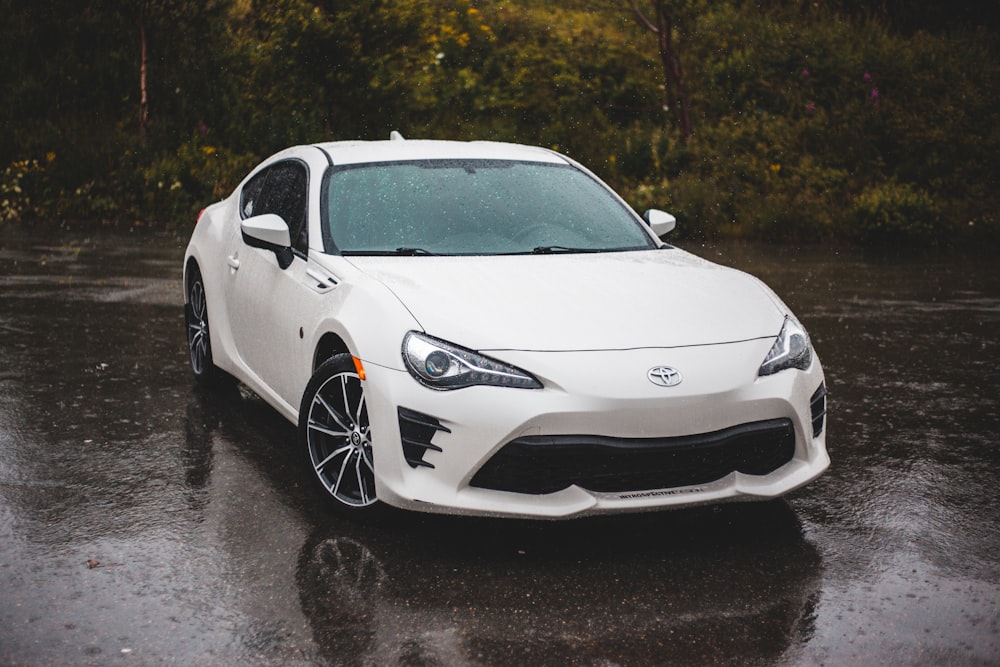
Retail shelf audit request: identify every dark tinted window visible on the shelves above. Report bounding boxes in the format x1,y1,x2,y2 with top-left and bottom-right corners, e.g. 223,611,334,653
240,170,267,219
240,161,309,254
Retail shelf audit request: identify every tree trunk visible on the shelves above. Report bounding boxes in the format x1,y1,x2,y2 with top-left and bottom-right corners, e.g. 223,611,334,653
629,0,693,140
139,18,148,135
653,2,692,138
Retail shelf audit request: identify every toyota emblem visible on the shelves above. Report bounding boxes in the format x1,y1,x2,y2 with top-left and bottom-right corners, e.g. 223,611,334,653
648,366,682,387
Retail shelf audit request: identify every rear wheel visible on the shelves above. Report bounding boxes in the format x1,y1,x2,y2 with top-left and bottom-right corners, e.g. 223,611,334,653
185,264,223,384
300,355,378,511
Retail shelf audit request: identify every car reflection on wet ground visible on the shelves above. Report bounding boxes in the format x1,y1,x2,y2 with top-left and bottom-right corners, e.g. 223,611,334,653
1,228,998,665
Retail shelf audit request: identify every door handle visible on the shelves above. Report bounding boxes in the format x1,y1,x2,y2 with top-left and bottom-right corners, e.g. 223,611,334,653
227,255,240,270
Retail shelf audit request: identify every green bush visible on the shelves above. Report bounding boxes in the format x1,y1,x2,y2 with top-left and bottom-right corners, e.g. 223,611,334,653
139,140,259,223
851,180,940,246
0,158,44,222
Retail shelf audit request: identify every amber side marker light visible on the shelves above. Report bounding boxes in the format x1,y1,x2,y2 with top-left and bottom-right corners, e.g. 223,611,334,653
352,356,366,380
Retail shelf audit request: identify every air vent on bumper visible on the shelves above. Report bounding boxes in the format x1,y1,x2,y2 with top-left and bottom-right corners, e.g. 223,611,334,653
398,407,450,469
810,383,827,438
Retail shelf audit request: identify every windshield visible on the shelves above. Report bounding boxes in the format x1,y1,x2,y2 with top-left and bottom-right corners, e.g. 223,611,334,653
321,160,656,255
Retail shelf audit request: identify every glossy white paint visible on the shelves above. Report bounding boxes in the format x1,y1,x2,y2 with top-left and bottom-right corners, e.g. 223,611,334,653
241,213,291,248
348,251,785,351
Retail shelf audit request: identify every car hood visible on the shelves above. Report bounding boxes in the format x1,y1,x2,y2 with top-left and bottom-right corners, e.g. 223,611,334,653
344,249,786,351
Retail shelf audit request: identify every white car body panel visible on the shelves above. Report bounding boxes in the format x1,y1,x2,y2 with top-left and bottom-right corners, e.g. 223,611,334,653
347,251,785,351
183,138,829,518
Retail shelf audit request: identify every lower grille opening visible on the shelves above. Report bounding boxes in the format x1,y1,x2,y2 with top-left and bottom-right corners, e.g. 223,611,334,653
470,418,796,495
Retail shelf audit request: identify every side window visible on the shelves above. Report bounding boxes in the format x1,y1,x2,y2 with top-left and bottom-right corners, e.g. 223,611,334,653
259,162,309,255
240,161,309,255
240,169,267,219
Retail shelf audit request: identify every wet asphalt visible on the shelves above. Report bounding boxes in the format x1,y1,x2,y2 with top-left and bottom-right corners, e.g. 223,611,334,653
1,227,998,666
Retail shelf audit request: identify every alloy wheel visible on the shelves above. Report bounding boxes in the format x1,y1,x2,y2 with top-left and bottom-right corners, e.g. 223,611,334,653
305,361,376,508
186,271,211,377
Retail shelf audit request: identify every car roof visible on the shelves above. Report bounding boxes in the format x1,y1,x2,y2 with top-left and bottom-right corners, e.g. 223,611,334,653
312,135,570,167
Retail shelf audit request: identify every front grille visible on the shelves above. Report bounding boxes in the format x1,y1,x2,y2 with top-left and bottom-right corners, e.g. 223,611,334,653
398,407,450,469
810,383,827,438
469,419,796,495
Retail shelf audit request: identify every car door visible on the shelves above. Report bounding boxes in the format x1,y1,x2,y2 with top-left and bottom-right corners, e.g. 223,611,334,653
224,159,315,412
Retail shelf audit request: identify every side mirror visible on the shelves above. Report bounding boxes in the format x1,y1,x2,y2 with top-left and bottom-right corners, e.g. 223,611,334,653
241,213,294,269
242,213,291,250
643,209,676,237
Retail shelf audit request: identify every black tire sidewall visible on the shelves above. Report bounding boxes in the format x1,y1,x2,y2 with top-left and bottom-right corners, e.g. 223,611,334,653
185,265,216,383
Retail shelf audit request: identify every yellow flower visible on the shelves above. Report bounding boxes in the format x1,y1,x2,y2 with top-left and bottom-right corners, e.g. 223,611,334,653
46,152,56,163
769,163,781,173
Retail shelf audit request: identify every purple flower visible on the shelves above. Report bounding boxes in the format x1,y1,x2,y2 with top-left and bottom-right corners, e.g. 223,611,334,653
801,68,810,76
806,102,816,112
863,72,872,81
870,88,879,102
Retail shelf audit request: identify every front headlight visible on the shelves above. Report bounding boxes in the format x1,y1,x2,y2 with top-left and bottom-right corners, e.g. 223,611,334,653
402,332,542,390
758,315,813,377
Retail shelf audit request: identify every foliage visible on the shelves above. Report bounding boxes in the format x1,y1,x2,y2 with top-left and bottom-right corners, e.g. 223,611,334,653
852,180,939,246
623,2,998,244
138,138,261,219
1,159,45,222
0,0,996,245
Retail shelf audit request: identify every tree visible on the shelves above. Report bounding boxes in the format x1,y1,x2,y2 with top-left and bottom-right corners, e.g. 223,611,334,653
627,0,692,139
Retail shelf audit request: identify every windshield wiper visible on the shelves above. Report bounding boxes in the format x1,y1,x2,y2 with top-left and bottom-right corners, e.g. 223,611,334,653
531,245,602,254
342,247,438,256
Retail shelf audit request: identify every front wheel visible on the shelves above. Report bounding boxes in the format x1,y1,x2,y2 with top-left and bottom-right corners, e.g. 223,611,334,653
299,355,379,511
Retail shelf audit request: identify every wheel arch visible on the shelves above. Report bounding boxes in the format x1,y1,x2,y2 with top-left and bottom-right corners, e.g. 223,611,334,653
314,332,352,372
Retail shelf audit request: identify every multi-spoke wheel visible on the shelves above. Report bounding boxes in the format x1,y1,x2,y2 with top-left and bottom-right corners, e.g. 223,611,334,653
185,264,221,384
300,355,378,510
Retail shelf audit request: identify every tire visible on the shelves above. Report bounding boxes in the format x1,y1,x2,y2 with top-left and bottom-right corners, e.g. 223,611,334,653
185,264,225,385
299,354,379,511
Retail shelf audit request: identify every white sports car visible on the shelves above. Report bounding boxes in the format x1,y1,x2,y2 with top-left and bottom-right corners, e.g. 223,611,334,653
183,134,829,518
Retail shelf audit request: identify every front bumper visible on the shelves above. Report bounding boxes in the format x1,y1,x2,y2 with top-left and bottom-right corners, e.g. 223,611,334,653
361,340,829,518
